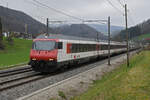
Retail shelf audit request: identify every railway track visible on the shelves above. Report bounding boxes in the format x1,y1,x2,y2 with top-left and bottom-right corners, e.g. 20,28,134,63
0,66,44,92
0,66,32,77
0,65,57,92
0,72,50,92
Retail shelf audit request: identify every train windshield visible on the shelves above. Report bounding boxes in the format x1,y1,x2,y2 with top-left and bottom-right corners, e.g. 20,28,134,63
32,41,56,51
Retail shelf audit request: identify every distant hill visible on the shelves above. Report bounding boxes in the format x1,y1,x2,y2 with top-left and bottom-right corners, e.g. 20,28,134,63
52,24,108,40
88,24,124,36
0,6,46,34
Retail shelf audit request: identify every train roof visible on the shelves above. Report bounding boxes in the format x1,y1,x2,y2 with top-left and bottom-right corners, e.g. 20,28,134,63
36,34,126,45
36,34,101,41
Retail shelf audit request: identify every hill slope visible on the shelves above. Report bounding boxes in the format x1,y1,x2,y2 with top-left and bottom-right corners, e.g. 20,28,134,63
53,24,107,40
113,19,150,41
88,24,124,36
0,6,46,34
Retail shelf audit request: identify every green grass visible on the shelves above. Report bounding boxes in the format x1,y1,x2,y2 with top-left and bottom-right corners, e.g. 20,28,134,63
58,91,67,100
0,38,32,69
133,33,150,40
71,51,150,100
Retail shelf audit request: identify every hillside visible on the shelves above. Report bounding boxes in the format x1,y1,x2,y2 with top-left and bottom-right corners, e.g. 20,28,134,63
88,24,124,36
53,24,107,40
52,24,124,37
0,6,47,34
113,19,150,41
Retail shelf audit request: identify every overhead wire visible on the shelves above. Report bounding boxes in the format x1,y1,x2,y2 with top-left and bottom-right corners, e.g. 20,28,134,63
25,0,81,24
24,0,47,24
105,0,124,15
122,0,126,5
25,0,42,8
119,0,135,26
25,0,108,25
0,0,8,7
32,0,84,21
116,0,124,8
106,0,135,26
27,0,108,26
128,11,135,25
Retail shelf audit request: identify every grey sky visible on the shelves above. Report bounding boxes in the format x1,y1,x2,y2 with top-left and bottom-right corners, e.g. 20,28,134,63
0,0,149,27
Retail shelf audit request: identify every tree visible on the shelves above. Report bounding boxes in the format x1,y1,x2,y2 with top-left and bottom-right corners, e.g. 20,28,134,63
0,17,4,50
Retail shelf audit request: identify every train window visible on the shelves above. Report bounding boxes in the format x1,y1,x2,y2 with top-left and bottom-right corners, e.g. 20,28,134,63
85,44,88,52
69,43,102,53
102,44,108,50
75,44,79,52
88,44,90,51
71,44,74,53
79,44,82,52
92,44,94,51
72,44,77,53
58,42,63,49
101,44,104,50
76,44,78,52
33,41,56,51
81,44,84,52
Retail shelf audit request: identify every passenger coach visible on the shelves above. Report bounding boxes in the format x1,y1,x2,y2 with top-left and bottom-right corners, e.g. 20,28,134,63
29,35,127,72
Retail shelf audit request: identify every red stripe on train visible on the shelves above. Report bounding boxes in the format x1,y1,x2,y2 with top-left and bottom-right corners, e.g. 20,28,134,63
67,43,72,54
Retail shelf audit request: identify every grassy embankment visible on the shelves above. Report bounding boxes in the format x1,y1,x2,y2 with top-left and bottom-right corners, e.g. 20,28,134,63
133,33,150,40
0,38,32,69
72,51,150,100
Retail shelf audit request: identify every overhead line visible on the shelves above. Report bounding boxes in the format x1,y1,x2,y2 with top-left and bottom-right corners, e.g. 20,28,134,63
116,0,124,8
26,0,109,24
25,0,42,8
115,0,135,26
123,0,126,4
83,19,107,23
128,11,135,25
24,0,47,23
32,0,84,21
105,0,124,15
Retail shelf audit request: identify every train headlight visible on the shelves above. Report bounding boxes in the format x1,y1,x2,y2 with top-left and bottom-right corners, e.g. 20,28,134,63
49,58,54,61
32,58,36,60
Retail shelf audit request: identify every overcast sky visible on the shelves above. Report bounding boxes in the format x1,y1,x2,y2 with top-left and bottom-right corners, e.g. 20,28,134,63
0,0,149,27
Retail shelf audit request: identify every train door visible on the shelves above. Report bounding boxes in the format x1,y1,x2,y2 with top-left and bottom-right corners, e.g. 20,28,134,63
57,42,63,62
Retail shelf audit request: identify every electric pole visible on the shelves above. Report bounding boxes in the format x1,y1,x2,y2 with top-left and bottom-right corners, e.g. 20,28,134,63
7,2,9,37
46,18,49,36
108,16,111,65
125,4,129,67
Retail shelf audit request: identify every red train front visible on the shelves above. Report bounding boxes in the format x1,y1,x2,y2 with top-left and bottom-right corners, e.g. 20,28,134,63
29,38,59,72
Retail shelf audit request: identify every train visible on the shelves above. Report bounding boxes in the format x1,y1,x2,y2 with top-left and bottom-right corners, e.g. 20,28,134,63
28,35,136,73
